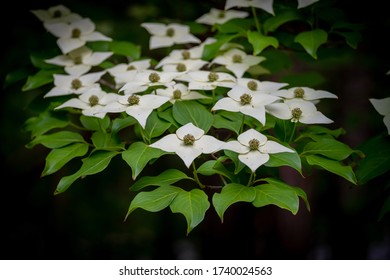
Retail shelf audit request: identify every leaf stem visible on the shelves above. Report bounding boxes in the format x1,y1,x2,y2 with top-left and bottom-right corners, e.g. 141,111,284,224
192,162,205,189
252,7,261,33
247,172,256,187
289,121,297,143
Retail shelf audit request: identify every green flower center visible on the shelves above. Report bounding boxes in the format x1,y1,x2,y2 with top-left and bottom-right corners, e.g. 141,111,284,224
149,72,161,83
248,139,260,151
127,65,136,70
182,51,191,60
71,28,81,38
232,54,243,63
183,134,195,145
166,27,175,37
73,56,82,65
88,95,99,107
208,72,219,82
173,89,182,99
52,10,62,18
128,95,140,106
247,81,258,91
294,87,305,98
71,79,82,90
240,93,252,105
218,11,226,18
291,107,302,122
176,63,187,72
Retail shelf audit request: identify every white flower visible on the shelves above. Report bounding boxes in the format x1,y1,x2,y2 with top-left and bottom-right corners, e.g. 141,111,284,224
225,0,274,15
119,70,179,95
55,88,118,118
161,59,208,81
45,46,113,76
31,5,82,24
297,0,319,9
149,123,224,168
212,48,266,77
187,71,237,90
212,85,280,125
44,18,112,54
266,99,333,124
223,128,294,172
141,22,201,49
196,8,249,25
271,86,337,102
101,94,170,128
235,77,288,93
156,83,210,103
44,71,105,97
369,97,390,134
107,59,151,86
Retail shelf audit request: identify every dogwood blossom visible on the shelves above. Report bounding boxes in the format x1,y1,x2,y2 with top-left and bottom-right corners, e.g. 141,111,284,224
212,48,266,77
149,123,224,168
141,22,201,49
196,8,249,25
235,78,288,94
44,71,105,97
31,5,82,24
212,85,281,125
119,70,179,95
225,0,274,15
101,94,170,128
55,87,118,118
266,99,333,124
156,83,210,103
271,87,337,102
223,129,294,172
44,18,112,54
187,71,236,90
369,97,390,134
45,46,113,76
107,59,151,86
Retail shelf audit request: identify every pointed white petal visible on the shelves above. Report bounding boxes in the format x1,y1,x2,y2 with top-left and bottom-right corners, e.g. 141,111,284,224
195,135,224,153
73,18,95,34
226,63,250,78
65,65,91,76
223,140,250,153
55,98,89,110
44,22,71,37
370,97,390,116
141,23,167,36
297,0,319,9
383,115,390,135
266,103,293,120
239,151,269,173
240,105,267,125
260,141,294,154
139,95,170,109
300,111,333,124
57,38,85,54
176,123,204,140
45,55,73,66
150,36,174,49
83,52,113,65
238,129,267,146
212,97,240,112
44,87,69,97
82,32,112,42
150,134,182,152
125,106,154,128
175,146,203,168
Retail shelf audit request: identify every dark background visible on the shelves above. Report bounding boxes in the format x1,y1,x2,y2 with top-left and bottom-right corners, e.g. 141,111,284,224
1,0,390,260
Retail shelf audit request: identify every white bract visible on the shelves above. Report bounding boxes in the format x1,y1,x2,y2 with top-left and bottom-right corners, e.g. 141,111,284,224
149,123,224,168
212,48,266,78
212,85,281,125
187,71,237,90
141,22,201,49
44,71,105,97
101,94,170,128
196,8,249,25
156,83,210,103
223,129,294,172
107,59,151,86
297,0,319,9
369,97,390,134
225,0,274,15
266,99,333,124
44,17,112,54
31,5,82,24
119,70,179,95
55,87,118,118
235,78,288,93
45,46,113,76
271,86,337,103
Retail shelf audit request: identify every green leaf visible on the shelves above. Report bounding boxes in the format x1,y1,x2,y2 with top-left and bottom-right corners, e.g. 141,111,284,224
30,52,59,69
197,159,236,182
22,69,61,91
172,100,214,132
305,155,357,184
112,116,137,133
23,111,69,138
122,142,171,179
247,31,279,55
55,150,118,194
355,134,390,184
224,150,246,175
42,143,89,176
265,151,302,174
3,69,30,89
170,188,210,234
294,29,328,59
253,178,309,214
144,111,171,140
302,138,355,160
130,169,193,191
299,125,345,139
26,131,85,149
212,111,242,135
202,34,239,61
333,31,362,49
126,186,181,218
109,40,141,59
212,183,256,222
216,18,253,34
263,9,303,34
80,115,110,131
91,131,124,150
